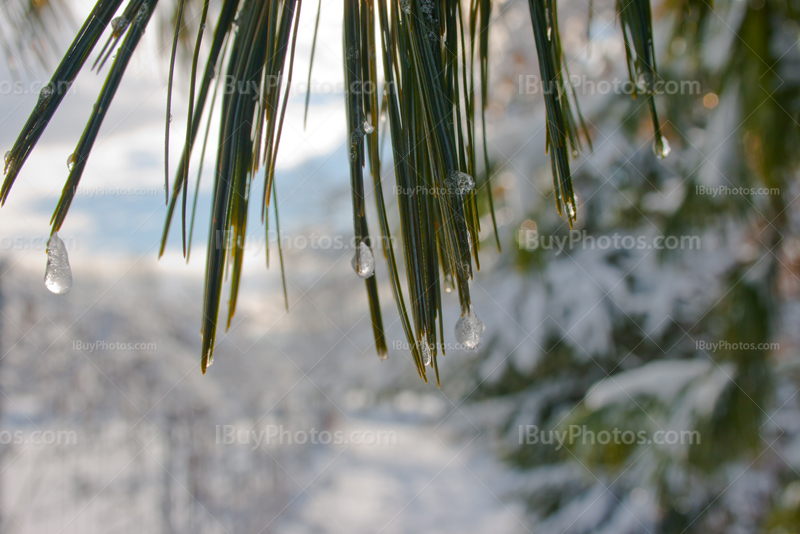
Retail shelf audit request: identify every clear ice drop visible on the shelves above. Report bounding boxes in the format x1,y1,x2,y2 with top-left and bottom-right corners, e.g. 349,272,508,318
38,85,53,105
566,201,577,219
455,310,485,349
111,16,126,36
351,241,375,278
653,136,671,159
446,170,475,195
443,272,455,293
420,337,432,366
362,121,375,134
44,232,72,295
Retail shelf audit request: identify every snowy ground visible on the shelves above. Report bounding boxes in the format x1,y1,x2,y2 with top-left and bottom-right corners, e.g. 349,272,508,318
0,243,527,533
276,412,526,534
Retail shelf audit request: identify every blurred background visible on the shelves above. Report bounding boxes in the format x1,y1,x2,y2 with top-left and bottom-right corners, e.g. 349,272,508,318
0,0,799,532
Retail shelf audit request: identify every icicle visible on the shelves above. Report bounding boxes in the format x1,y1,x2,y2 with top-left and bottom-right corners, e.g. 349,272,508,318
351,242,375,278
454,307,485,349
110,16,127,37
44,232,72,295
421,336,432,366
38,85,54,106
653,136,671,159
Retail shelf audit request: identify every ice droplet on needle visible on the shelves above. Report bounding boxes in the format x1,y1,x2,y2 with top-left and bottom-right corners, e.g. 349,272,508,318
351,242,375,278
44,232,72,295
446,170,475,195
653,136,671,159
421,336,432,366
454,308,485,349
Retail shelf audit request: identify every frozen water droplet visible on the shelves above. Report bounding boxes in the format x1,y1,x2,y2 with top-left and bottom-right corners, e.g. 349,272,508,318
572,149,579,157
168,114,173,123
653,136,671,159
566,201,576,219
420,337,432,366
454,309,485,349
136,4,149,22
111,16,126,36
443,272,455,293
362,120,375,134
446,170,475,195
401,0,412,14
351,242,375,278
44,232,72,295
38,84,54,104
4,151,11,165
66,153,76,171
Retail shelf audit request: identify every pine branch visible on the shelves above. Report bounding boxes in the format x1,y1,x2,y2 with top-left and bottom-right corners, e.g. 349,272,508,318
1,0,667,380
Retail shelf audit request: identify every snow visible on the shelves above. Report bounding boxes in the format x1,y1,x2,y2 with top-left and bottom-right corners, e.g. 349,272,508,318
276,414,526,534
584,360,713,410
0,249,525,533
